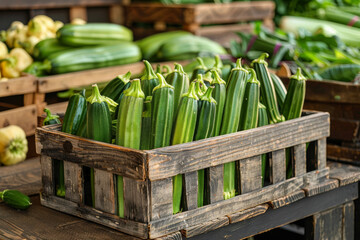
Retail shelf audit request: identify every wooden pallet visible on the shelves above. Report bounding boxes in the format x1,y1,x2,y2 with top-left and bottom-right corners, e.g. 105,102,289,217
279,75,360,165
0,0,129,30
36,111,330,239
124,1,275,46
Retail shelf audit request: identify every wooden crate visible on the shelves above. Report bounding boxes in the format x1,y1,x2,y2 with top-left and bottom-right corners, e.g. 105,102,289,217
36,111,330,239
279,75,360,165
0,0,128,30
0,74,38,137
124,1,275,46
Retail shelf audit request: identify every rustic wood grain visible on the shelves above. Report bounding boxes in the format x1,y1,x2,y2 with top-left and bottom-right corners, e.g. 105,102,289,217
0,158,41,196
294,143,306,176
303,167,329,186
207,165,223,204
304,102,360,120
150,178,173,221
147,112,329,180
269,190,305,209
148,176,304,238
343,202,355,240
327,144,360,165
0,104,37,136
123,177,149,223
303,178,339,197
40,155,54,196
40,195,149,239
0,74,36,98
184,171,198,211
239,156,262,194
328,162,360,186
154,232,182,240
227,204,268,224
182,216,229,238
317,138,327,170
36,127,146,180
64,161,83,204
330,118,360,142
94,169,116,214
270,149,286,184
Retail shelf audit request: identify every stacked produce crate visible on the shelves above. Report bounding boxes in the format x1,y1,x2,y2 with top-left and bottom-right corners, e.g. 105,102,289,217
124,1,275,46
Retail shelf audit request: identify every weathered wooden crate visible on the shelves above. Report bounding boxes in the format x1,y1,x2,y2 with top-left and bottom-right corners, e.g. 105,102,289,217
279,75,360,165
124,1,275,46
36,111,330,239
0,0,129,30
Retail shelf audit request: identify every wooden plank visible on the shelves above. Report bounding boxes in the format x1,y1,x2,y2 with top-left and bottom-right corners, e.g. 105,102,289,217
207,165,223,204
227,204,268,224
182,216,229,238
269,190,306,209
184,171,198,211
303,178,339,197
109,5,124,24
294,143,306,176
147,112,329,180
327,144,360,165
148,175,305,238
0,74,36,98
37,62,144,93
40,195,149,239
150,178,173,221
0,0,122,9
343,202,355,240
328,162,360,186
154,232,182,240
0,104,37,136
303,167,329,186
36,127,146,180
307,206,342,240
304,102,360,120
46,101,68,114
93,169,116,214
330,118,360,142
270,149,286,184
0,158,41,196
239,155,262,194
317,138,327,170
40,155,53,196
64,161,82,204
69,6,87,21
23,93,34,106
123,177,149,223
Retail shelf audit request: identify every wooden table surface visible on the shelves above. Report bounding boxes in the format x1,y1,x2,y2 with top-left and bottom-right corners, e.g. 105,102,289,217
0,160,359,240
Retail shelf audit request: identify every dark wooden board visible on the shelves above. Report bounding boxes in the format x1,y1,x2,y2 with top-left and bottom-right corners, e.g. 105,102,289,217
36,126,147,180
182,216,229,238
0,158,41,196
304,102,360,120
0,195,141,240
147,112,329,180
269,190,306,209
227,204,269,224
303,178,339,197
330,118,360,142
343,202,355,240
327,144,360,165
328,161,360,186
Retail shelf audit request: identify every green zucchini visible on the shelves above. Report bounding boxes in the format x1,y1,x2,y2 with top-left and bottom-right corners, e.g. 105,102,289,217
62,90,87,135
270,73,287,113
33,38,73,60
57,23,133,47
190,57,208,82
140,96,152,150
258,103,269,186
141,60,160,98
0,190,31,210
210,70,226,137
43,108,61,126
101,71,131,103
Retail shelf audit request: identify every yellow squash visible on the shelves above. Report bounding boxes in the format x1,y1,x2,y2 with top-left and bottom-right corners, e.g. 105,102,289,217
0,125,28,166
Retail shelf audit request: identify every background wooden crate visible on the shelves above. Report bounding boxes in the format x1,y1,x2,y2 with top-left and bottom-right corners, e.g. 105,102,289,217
36,111,330,239
280,76,360,166
124,1,275,46
0,0,129,30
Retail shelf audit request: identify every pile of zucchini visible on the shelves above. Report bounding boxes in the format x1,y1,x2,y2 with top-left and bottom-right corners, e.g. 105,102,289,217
60,53,306,215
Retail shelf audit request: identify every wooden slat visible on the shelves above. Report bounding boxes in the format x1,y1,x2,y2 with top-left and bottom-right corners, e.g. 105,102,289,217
94,169,116,214
239,156,262,194
0,104,37,136
330,118,360,142
69,6,87,21
150,178,173,221
154,232,182,240
270,149,286,184
46,101,68,114
207,165,223,204
269,190,305,209
40,195,149,239
227,204,268,224
328,162,360,186
303,178,339,197
182,216,229,238
37,62,144,93
184,171,198,211
343,202,355,240
303,167,329,186
327,144,360,165
148,175,305,238
64,161,82,204
304,102,360,120
40,155,53,196
123,177,149,223
308,206,342,240
0,0,122,9
294,143,306,176
317,138,327,170
23,93,34,106
0,74,36,98
109,5,124,24
0,158,41,196
147,112,329,180
36,127,146,180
